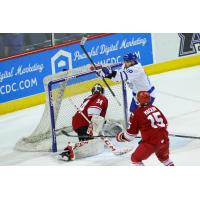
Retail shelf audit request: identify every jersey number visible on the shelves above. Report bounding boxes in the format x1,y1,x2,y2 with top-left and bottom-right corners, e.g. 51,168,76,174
147,112,165,128
96,99,103,105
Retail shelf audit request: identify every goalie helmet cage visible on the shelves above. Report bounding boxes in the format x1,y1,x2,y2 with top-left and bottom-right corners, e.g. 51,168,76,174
15,64,128,152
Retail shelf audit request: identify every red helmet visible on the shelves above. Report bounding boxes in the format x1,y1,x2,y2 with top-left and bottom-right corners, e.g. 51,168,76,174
137,91,151,106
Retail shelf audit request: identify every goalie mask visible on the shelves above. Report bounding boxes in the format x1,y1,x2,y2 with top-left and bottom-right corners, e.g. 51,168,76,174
91,83,104,95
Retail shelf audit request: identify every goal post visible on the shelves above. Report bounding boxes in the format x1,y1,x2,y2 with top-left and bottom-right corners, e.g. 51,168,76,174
15,63,128,152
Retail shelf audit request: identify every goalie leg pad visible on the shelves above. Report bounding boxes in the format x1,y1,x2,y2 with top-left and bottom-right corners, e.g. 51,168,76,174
74,139,105,159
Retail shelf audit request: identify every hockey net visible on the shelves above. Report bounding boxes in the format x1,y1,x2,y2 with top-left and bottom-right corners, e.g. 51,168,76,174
15,64,128,152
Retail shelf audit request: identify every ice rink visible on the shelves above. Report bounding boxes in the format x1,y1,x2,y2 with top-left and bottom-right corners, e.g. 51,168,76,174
1,65,200,166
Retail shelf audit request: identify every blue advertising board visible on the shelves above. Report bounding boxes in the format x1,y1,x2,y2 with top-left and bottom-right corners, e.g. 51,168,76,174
0,33,153,103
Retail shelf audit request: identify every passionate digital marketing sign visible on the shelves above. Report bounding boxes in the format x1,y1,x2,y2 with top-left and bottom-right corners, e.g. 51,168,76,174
0,33,153,103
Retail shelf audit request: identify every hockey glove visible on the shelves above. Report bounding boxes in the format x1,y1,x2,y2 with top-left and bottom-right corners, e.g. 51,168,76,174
116,132,127,142
98,66,113,78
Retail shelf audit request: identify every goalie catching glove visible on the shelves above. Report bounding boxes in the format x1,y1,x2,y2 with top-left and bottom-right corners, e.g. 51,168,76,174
103,120,124,136
88,116,124,137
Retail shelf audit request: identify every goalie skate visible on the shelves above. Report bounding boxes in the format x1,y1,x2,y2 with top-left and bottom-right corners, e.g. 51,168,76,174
58,150,71,161
58,139,105,161
58,143,75,161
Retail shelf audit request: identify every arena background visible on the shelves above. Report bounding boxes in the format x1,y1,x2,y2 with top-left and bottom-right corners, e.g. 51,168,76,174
0,33,200,114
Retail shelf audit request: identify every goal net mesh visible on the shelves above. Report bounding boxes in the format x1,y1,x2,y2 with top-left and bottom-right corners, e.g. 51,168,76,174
15,64,127,152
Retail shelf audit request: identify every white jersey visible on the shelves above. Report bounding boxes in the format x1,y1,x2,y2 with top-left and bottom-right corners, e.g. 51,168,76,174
111,63,155,98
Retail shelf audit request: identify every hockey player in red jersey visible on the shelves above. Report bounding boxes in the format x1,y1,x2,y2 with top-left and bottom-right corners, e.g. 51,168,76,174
71,83,108,141
116,91,174,166
59,83,108,161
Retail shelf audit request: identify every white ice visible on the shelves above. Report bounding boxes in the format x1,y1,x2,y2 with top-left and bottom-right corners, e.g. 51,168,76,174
1,65,200,166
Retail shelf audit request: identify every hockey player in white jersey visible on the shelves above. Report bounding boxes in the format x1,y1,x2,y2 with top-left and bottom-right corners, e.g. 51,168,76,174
98,53,155,113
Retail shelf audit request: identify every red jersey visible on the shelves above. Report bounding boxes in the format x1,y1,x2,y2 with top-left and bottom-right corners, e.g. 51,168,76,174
125,105,169,145
72,93,108,130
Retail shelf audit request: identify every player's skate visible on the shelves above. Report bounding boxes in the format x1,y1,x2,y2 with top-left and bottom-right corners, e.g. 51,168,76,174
58,142,75,161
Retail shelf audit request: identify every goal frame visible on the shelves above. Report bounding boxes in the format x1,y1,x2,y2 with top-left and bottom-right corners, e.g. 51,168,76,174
47,64,128,152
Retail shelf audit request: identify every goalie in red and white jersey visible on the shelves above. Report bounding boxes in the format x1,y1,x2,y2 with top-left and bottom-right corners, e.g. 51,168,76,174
72,83,108,141
116,91,174,166
59,83,108,161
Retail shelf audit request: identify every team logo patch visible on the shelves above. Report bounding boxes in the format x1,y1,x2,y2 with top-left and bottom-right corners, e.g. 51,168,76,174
178,33,200,56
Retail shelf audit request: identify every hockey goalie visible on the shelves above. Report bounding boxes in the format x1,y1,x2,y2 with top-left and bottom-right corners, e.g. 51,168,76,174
58,83,128,161
59,83,109,161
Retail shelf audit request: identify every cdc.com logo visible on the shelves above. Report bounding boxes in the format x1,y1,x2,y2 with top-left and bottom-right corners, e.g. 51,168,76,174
51,50,73,74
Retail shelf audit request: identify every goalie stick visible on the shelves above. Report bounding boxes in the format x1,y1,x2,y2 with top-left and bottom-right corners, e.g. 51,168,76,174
62,130,115,138
67,97,131,155
63,130,200,140
80,37,121,106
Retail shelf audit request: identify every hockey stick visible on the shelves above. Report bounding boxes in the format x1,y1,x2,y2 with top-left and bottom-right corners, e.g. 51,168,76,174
59,125,200,140
169,133,200,140
62,124,200,142
62,129,200,140
80,37,121,106
68,97,131,155
62,130,115,138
